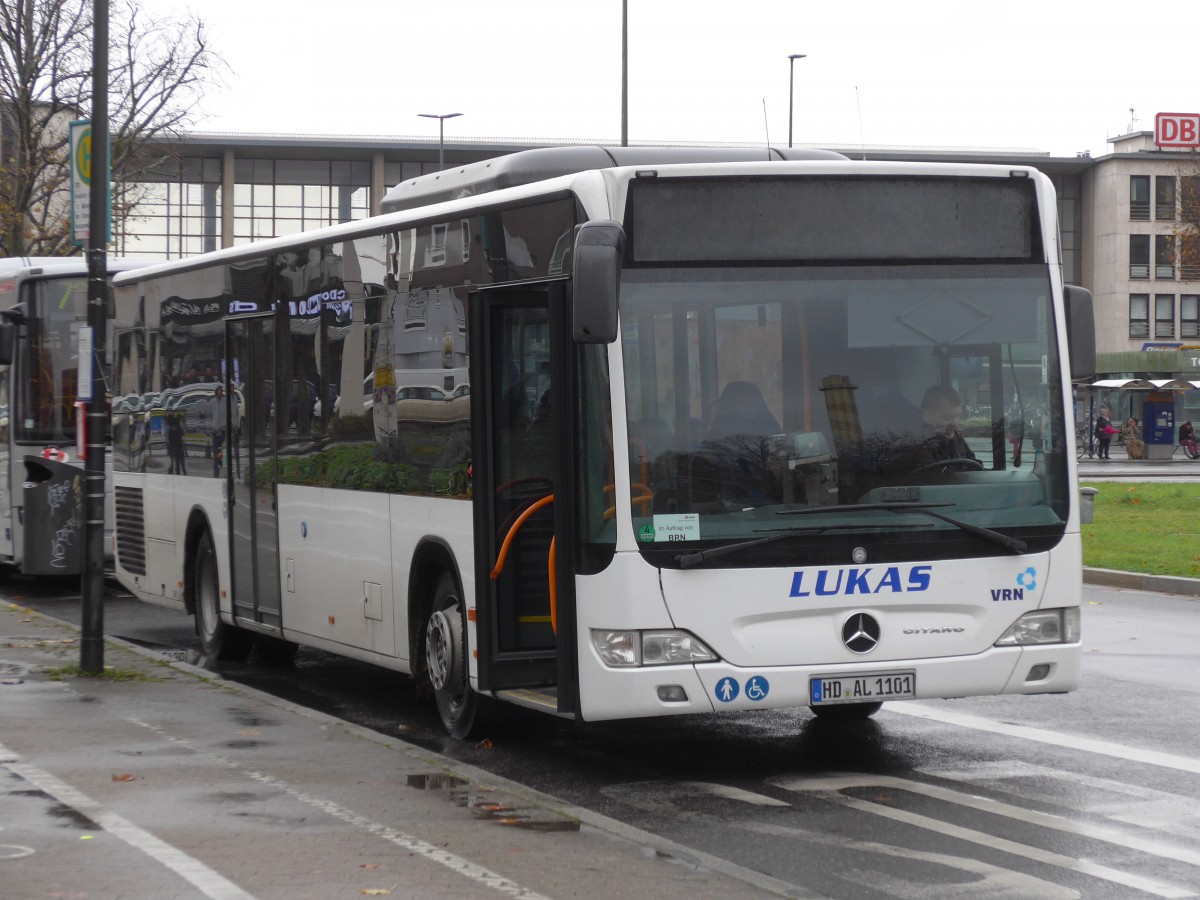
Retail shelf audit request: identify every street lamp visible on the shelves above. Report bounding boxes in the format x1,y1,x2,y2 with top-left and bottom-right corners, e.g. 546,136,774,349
787,54,806,149
417,112,462,170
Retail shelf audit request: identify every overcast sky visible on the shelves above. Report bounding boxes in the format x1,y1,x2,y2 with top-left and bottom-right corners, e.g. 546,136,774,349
151,0,1200,158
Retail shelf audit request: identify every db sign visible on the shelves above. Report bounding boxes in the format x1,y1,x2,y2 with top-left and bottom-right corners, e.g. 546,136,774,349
1156,113,1200,148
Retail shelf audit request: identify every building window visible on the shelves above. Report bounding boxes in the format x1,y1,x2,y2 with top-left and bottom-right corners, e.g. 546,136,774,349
1130,235,1150,278
1155,294,1175,338
1156,234,1176,279
1129,294,1150,337
1130,176,1150,220
1156,176,1177,220
1182,295,1200,338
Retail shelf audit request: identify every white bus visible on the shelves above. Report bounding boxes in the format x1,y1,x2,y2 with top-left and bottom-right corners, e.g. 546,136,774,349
0,256,150,576
109,146,1095,737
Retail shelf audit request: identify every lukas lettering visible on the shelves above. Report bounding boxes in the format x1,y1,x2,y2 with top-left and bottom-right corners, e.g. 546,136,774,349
789,565,931,598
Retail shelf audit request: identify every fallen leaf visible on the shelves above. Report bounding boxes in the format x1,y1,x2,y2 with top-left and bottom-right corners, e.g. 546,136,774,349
359,863,382,870
80,835,94,841
475,738,493,750
112,773,138,782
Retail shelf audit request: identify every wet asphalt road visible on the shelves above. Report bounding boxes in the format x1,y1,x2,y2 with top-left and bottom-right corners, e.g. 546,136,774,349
7,574,1200,899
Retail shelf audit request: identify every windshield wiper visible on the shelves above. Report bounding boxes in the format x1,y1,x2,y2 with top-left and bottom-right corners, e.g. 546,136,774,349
779,502,1027,554
673,522,929,569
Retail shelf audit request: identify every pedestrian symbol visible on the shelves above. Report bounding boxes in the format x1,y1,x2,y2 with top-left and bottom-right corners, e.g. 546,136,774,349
715,677,739,703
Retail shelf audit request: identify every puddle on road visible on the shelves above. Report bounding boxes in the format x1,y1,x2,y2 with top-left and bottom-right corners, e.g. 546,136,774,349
229,708,279,729
48,803,99,830
405,771,580,833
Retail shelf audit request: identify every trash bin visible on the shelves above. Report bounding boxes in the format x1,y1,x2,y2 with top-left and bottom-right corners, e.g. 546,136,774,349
1079,486,1098,525
22,456,83,575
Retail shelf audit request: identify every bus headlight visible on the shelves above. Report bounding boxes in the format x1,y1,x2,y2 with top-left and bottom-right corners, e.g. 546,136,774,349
591,629,719,667
995,608,1080,646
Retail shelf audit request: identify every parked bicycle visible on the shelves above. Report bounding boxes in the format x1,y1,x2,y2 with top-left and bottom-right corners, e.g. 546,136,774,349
1076,427,1095,459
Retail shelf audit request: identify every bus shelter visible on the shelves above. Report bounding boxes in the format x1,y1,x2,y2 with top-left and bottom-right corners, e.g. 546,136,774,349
1079,378,1200,459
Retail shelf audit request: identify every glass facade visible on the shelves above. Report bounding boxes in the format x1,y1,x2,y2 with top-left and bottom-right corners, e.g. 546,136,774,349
114,153,441,261
115,157,221,259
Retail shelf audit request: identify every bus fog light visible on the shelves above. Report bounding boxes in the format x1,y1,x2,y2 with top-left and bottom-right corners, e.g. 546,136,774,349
656,685,688,702
995,609,1074,646
1025,663,1051,681
641,631,718,665
592,630,639,667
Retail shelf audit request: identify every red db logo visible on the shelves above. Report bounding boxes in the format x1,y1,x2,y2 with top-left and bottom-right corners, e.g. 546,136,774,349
1155,113,1200,148
41,447,69,462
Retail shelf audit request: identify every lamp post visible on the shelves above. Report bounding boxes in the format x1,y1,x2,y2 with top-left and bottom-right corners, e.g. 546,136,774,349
417,112,462,169
788,53,806,149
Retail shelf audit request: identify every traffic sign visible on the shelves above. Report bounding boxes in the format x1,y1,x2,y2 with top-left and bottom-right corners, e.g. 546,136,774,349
69,119,111,246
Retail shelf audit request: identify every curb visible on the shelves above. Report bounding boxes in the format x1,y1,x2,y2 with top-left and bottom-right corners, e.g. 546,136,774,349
1083,567,1200,599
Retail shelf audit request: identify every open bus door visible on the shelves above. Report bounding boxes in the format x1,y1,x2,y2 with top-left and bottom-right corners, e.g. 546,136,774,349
470,284,579,718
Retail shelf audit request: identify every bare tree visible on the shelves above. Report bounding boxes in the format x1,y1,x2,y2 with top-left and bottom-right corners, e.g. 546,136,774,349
0,0,222,257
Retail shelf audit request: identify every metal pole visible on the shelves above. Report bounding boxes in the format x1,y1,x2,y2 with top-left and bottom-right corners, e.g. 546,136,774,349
81,0,109,674
788,53,806,149
622,0,628,147
418,113,461,171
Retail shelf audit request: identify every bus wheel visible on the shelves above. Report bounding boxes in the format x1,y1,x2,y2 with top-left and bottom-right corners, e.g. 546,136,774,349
809,701,883,721
425,573,478,738
193,531,253,661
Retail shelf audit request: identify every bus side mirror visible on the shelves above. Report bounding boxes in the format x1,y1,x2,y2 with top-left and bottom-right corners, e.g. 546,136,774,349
1064,285,1095,380
0,321,15,366
571,220,624,344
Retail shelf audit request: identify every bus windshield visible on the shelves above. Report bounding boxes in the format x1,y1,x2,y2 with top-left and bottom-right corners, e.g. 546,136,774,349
620,264,1067,566
15,276,89,444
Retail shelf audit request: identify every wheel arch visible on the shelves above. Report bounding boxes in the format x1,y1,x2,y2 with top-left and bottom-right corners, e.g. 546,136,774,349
181,506,215,617
407,538,463,666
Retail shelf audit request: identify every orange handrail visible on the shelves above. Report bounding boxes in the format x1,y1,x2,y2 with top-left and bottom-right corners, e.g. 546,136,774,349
490,493,554,580
490,493,558,634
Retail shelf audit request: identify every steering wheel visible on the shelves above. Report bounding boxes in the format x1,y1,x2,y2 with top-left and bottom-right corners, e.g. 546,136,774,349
906,457,985,476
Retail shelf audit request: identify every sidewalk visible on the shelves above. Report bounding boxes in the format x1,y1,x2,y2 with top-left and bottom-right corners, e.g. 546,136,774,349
0,602,799,900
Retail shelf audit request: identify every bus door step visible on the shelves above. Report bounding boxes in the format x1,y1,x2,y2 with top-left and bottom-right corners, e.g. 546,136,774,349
493,686,571,717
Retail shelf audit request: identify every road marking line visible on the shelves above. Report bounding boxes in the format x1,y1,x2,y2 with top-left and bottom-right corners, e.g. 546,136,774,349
0,740,255,900
774,774,1200,869
891,703,1200,774
775,774,1196,898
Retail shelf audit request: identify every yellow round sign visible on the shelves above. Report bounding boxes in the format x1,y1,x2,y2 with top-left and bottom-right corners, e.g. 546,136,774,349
75,128,92,185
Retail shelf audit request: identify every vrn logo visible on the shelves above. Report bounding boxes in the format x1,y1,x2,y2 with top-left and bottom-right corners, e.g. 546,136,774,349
992,567,1037,602
790,565,932,598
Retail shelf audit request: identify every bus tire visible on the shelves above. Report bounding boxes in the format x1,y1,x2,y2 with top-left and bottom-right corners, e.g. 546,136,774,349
425,572,479,739
809,701,883,721
193,531,253,661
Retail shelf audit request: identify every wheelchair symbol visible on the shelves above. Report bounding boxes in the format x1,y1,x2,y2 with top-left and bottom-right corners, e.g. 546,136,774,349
745,676,769,702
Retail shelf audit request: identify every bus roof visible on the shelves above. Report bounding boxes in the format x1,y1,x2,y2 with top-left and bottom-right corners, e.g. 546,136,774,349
380,145,847,214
